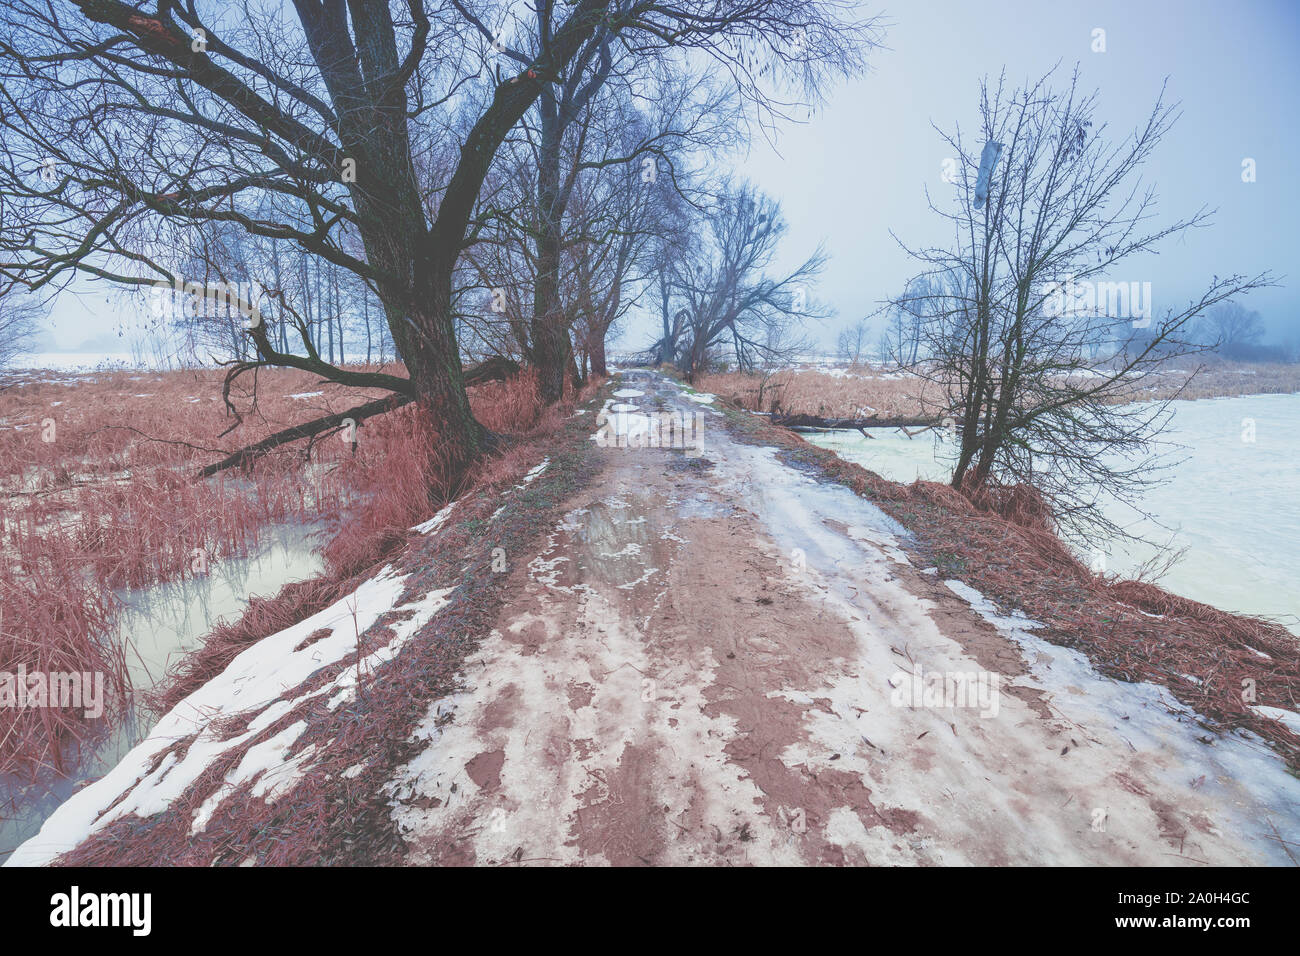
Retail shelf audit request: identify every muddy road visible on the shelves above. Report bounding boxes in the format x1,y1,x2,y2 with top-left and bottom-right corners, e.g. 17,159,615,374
388,371,1300,866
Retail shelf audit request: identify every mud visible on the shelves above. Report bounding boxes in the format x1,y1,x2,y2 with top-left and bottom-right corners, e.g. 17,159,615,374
388,372,1300,866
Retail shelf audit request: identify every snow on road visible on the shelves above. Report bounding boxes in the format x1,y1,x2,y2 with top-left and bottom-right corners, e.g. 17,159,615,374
388,372,1300,865
16,370,1295,867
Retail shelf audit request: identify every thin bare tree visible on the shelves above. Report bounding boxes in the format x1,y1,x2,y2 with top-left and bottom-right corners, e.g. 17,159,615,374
1196,300,1265,357
0,283,43,368
837,317,870,366
668,183,827,380
893,67,1272,540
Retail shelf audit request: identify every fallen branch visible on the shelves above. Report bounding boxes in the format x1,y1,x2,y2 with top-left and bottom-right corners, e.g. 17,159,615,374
463,355,522,387
196,394,412,479
194,358,523,479
771,413,951,433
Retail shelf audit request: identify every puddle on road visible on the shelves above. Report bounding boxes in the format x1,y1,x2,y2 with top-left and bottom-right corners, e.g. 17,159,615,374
575,501,656,588
672,492,733,520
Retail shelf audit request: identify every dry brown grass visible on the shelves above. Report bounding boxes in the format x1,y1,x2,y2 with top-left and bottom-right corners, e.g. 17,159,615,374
698,359,1300,421
697,366,941,418
0,362,579,777
57,378,608,867
1118,360,1300,402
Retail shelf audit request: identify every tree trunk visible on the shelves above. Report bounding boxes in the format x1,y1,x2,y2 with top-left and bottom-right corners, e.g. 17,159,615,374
401,296,489,475
334,269,343,364
530,105,569,404
364,292,372,365
371,224,491,478
327,269,336,364
532,297,569,402
590,332,607,378
656,267,675,365
567,340,583,390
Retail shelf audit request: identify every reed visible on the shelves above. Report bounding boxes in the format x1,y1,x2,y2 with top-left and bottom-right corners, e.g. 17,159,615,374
0,363,554,776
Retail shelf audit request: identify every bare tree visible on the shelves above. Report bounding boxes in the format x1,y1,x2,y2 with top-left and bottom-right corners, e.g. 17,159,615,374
1196,300,1265,357
567,158,665,379
481,3,874,402
647,219,696,367
462,53,731,385
894,67,1272,539
565,69,729,381
0,283,42,368
882,273,951,368
837,317,870,366
666,183,827,381
0,1,877,476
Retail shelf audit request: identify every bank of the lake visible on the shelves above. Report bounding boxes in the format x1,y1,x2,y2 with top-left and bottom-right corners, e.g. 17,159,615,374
804,392,1300,634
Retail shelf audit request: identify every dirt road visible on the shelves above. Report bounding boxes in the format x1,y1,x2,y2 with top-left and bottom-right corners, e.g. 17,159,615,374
388,371,1300,866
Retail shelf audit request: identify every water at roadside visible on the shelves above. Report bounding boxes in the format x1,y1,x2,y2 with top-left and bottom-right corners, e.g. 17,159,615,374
805,393,1300,634
0,522,325,862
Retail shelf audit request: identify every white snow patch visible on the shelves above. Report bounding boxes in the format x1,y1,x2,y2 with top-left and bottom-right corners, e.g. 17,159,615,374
616,566,660,590
411,502,456,535
388,574,801,865
516,458,549,488
601,542,642,558
325,587,454,711
6,567,458,866
942,577,1300,863
1251,706,1300,736
191,722,314,834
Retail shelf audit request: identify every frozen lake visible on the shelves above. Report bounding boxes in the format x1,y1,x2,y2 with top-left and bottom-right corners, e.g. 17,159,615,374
806,392,1300,634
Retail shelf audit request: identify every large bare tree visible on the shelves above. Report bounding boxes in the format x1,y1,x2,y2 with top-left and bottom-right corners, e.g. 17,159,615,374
664,182,828,380
0,0,877,476
465,56,726,384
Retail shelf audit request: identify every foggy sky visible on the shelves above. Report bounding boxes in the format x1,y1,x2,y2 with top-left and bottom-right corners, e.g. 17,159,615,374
720,0,1300,351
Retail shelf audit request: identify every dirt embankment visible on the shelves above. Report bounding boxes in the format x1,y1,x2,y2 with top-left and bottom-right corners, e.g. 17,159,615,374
13,370,1299,867
387,372,1300,866
8,391,605,866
